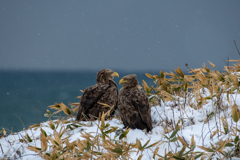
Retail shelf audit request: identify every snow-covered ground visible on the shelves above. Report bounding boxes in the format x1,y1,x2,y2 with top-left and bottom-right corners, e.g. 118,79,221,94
1,89,240,159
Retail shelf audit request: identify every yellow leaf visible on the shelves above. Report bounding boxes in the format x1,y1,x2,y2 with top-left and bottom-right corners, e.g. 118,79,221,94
211,130,218,139
103,140,116,148
101,111,106,124
135,138,141,149
27,146,41,153
98,102,111,108
54,130,61,145
145,73,155,79
153,147,159,159
175,67,184,78
137,155,143,160
65,139,74,150
188,68,202,73
77,141,84,152
228,59,240,62
137,85,142,90
177,136,188,146
166,71,179,78
208,61,215,68
28,124,40,130
59,152,71,159
52,109,62,115
159,71,165,78
121,139,128,153
69,102,79,106
191,135,196,148
59,125,67,138
48,103,61,110
48,121,55,130
142,80,149,93
46,109,51,114
48,136,58,148
41,133,48,151
164,127,172,134
198,146,214,152
221,116,229,134
3,128,6,136
59,102,72,116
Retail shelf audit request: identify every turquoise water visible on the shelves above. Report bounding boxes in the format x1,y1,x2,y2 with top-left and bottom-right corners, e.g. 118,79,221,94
0,70,156,132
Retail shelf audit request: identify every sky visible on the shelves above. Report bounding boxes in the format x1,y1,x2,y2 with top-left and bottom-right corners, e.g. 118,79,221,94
0,1,240,72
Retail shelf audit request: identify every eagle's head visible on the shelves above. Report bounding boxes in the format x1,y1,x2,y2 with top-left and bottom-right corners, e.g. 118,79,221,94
97,69,119,84
119,74,138,88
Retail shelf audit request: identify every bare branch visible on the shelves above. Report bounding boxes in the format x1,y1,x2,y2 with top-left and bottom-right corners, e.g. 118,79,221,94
233,40,240,55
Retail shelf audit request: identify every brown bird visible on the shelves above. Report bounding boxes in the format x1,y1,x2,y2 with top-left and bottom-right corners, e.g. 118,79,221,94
118,74,152,132
76,69,119,121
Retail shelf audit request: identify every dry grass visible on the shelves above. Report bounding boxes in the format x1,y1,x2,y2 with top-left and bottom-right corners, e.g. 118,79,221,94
1,58,240,159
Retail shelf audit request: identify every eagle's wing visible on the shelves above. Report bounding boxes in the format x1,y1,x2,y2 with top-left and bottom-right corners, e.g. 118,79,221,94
131,92,152,131
76,84,111,120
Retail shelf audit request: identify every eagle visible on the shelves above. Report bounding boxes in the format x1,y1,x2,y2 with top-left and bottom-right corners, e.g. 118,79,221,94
76,69,119,121
118,74,152,132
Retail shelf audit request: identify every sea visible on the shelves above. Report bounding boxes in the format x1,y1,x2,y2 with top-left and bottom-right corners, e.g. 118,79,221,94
0,70,157,132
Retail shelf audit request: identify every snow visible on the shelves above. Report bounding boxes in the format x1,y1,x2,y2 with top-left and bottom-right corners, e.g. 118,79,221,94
1,89,240,159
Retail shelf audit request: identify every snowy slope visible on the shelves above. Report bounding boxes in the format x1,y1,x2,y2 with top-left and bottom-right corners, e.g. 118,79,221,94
1,90,240,159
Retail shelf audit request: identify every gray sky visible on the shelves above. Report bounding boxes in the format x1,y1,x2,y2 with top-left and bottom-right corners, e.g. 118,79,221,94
1,1,240,72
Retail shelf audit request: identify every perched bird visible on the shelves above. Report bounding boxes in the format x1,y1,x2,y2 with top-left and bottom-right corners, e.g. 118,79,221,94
118,74,152,132
76,69,119,121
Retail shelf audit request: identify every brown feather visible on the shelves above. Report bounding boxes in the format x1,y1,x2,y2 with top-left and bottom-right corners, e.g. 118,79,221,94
118,74,152,132
76,69,118,121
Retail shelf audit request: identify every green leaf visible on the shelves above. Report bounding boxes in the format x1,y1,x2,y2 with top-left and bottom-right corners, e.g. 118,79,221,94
225,143,234,147
163,134,170,140
234,136,239,144
206,68,210,73
45,153,51,156
44,113,51,118
184,82,188,92
204,112,214,124
160,71,164,78
173,87,181,92
36,147,42,151
232,104,239,123
41,128,47,137
26,133,32,142
172,156,185,160
178,146,186,157
145,140,161,149
93,151,103,155
119,128,130,140
105,127,118,134
170,126,180,139
101,123,110,130
170,137,178,142
114,129,124,139
70,124,81,128
142,139,150,148
194,153,203,159
54,140,59,146
66,124,73,130
49,124,55,130
221,117,229,135
205,97,212,100
198,146,214,152
112,145,123,154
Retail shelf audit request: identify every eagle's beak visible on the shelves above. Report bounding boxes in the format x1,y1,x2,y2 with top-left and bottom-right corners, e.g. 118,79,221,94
112,72,119,78
119,78,127,84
